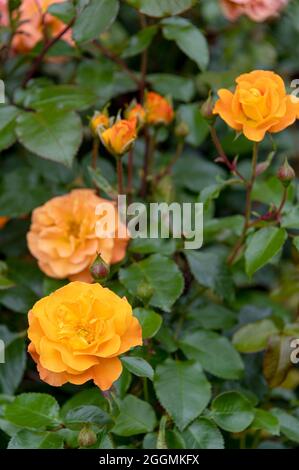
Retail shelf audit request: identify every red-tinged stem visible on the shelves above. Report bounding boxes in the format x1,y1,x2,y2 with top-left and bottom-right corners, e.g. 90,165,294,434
22,18,75,87
227,142,259,265
127,147,134,203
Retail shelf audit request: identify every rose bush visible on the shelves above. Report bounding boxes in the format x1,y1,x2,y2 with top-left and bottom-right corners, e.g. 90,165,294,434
0,0,299,452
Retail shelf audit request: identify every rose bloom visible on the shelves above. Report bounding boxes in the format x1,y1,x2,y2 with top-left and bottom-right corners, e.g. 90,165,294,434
0,216,8,229
100,119,137,156
125,103,146,127
220,0,289,22
28,281,142,390
213,70,298,142
0,0,72,53
144,92,174,126
27,189,129,282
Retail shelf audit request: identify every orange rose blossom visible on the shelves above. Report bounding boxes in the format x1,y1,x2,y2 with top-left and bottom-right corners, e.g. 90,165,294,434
0,0,72,53
27,189,129,282
0,216,8,229
27,281,142,390
144,92,174,126
213,70,299,142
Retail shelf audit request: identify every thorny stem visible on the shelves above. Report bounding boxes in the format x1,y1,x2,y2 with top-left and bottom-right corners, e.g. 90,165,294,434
156,140,184,183
93,40,140,86
117,158,124,195
210,125,246,183
227,142,259,265
22,18,75,87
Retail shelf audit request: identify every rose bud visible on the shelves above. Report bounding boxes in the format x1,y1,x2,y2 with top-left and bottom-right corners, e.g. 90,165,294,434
90,111,110,135
277,158,296,187
201,95,215,122
125,102,146,128
78,427,97,448
90,253,110,282
144,91,174,126
175,121,189,139
100,118,137,157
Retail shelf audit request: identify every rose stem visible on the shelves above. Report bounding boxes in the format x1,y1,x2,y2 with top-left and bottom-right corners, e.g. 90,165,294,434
117,158,124,195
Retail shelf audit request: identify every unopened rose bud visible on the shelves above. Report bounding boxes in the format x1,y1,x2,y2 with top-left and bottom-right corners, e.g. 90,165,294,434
78,426,97,448
175,121,189,139
277,158,296,187
90,253,110,282
100,119,137,157
200,96,215,122
90,111,109,136
137,280,154,303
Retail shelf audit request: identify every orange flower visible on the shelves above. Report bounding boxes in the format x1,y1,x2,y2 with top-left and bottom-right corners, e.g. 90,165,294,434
100,119,137,156
27,189,129,283
3,0,73,53
213,70,298,142
27,281,142,390
90,111,110,135
144,92,174,126
0,216,8,229
125,103,146,127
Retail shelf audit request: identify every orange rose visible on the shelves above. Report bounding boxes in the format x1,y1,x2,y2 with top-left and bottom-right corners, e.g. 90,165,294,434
27,189,129,282
90,111,110,135
27,281,142,390
125,103,146,127
213,70,298,142
8,0,73,53
0,216,8,229
100,119,137,157
144,92,174,126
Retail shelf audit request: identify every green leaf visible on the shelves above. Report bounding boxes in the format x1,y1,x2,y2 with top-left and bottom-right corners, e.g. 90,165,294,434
47,1,76,23
0,105,19,151
173,153,225,192
186,250,234,302
211,392,255,433
245,227,287,277
61,388,108,418
119,254,184,312
133,307,162,339
126,0,197,18
188,303,236,330
179,330,244,380
183,418,224,449
122,26,157,58
0,326,26,395
162,17,209,70
154,359,211,431
293,236,299,251
252,177,294,207
65,406,111,429
282,206,299,229
88,166,117,199
112,395,157,436
129,237,176,256
147,74,195,103
121,357,154,380
5,393,61,429
177,103,209,146
0,167,51,218
16,108,83,167
24,85,97,111
272,408,299,443
8,430,64,449
251,409,280,436
233,319,279,353
73,0,119,43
